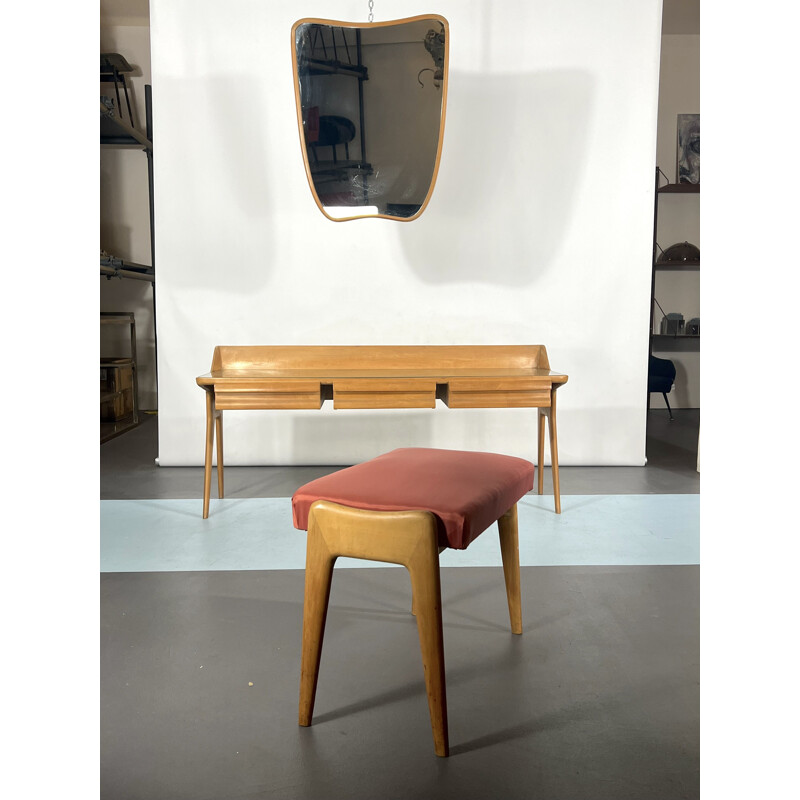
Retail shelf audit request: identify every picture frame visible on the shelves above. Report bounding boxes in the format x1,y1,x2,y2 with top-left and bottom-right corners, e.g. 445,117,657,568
677,113,700,184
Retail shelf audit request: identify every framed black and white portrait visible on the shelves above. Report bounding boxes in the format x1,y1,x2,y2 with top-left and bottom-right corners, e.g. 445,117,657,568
677,114,700,184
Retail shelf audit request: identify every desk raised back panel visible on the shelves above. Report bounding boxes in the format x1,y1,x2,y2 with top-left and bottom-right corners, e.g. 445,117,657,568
204,344,552,374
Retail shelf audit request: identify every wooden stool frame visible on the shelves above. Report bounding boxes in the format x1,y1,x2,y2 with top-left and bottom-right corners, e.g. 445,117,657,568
298,500,522,757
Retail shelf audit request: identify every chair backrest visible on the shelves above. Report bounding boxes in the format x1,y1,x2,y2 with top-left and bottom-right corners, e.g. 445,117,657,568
648,354,676,392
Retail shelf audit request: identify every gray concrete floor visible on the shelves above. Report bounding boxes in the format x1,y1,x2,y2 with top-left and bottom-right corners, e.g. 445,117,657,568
100,408,700,499
101,410,700,799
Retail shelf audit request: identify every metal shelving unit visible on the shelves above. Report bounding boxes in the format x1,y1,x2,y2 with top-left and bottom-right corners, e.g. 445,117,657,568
101,313,140,443
100,66,158,414
648,168,700,355
100,82,155,279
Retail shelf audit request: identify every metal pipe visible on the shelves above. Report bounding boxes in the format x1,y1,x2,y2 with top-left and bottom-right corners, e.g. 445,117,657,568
101,265,154,282
146,85,155,272
118,269,154,282
145,84,158,399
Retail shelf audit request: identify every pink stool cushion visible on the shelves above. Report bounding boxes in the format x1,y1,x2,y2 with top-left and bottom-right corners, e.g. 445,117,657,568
292,448,534,550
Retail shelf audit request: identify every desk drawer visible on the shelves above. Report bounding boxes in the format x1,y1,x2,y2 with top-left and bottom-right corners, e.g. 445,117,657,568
445,378,551,408
333,379,436,409
214,380,322,410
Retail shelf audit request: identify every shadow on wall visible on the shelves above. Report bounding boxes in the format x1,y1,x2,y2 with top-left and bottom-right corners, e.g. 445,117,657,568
157,75,276,292
289,410,435,465
212,408,438,467
396,70,594,286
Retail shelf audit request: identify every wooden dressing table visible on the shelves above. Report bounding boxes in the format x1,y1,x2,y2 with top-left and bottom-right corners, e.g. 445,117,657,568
196,345,568,518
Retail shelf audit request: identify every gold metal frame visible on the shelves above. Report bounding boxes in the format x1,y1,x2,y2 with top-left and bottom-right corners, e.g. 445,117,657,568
290,15,450,222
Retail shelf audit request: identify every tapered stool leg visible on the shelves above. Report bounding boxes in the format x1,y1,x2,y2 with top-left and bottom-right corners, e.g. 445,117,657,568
498,504,522,634
299,525,336,727
408,538,449,757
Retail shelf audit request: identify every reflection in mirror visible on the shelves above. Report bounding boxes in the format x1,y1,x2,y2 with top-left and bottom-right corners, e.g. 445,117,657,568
292,16,448,221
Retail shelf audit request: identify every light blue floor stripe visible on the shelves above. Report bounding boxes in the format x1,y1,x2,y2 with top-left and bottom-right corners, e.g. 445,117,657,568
100,494,699,573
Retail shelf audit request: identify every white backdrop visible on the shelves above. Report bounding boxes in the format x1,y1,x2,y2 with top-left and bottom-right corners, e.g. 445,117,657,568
150,0,663,467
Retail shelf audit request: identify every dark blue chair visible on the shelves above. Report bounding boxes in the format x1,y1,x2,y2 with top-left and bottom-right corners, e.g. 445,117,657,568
648,355,676,420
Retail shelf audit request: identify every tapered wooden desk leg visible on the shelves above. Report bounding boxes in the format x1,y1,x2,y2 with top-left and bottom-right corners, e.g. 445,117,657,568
299,527,336,727
549,390,561,514
408,544,449,757
498,505,522,634
215,410,224,500
537,409,546,496
202,391,215,519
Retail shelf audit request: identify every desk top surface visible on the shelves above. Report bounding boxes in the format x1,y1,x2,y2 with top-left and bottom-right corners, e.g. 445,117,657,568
198,367,566,382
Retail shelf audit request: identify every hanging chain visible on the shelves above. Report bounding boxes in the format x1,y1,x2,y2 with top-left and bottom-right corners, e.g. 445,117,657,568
368,0,374,22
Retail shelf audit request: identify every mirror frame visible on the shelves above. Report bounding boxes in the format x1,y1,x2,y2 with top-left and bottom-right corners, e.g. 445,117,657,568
291,15,449,222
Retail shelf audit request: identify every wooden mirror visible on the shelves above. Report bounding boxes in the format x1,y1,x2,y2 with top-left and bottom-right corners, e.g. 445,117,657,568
291,15,449,222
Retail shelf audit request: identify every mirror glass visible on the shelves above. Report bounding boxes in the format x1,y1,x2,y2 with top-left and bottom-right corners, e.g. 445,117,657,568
292,15,448,221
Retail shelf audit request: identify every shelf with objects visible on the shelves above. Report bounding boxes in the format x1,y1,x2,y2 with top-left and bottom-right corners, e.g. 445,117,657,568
100,53,157,424
101,313,140,443
100,54,155,276
648,167,700,415
100,254,154,282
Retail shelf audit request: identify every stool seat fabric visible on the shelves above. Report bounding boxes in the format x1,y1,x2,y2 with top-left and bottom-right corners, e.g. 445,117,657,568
292,447,534,550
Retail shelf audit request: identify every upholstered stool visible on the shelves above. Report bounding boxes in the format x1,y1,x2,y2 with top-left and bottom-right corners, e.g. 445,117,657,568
291,447,534,757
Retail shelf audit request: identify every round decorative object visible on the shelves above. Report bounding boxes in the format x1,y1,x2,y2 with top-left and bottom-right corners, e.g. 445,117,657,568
660,241,700,262
316,116,356,147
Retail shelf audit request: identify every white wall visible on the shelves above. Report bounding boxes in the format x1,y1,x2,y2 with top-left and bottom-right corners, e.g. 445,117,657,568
653,33,700,408
150,0,663,466
100,24,158,409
